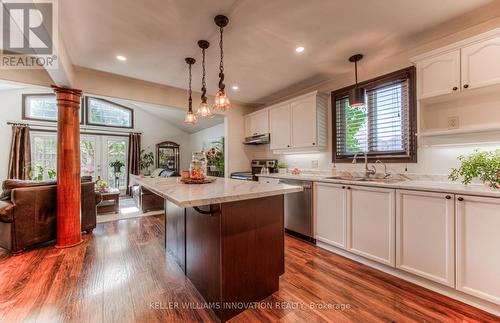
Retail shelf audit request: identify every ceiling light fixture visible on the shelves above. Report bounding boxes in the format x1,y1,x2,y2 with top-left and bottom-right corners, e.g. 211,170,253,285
232,85,239,90
196,40,213,118
295,46,305,53
348,54,366,107
184,57,197,125
213,15,231,112
116,55,127,61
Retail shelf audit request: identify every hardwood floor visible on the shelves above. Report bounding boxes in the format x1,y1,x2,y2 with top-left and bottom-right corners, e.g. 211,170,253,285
0,215,498,323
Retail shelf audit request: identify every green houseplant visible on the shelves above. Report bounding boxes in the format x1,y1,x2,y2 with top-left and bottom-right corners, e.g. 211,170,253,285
449,149,500,189
277,161,287,174
140,149,154,175
110,160,125,174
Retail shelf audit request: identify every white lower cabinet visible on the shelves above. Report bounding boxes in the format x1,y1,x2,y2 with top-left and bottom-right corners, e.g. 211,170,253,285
396,190,455,287
456,195,500,305
347,185,396,267
314,182,347,249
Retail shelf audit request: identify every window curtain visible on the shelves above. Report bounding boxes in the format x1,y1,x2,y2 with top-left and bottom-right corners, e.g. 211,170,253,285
8,124,31,180
127,132,141,194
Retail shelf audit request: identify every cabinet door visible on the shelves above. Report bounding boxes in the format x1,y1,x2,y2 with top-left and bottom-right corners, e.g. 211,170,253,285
269,104,291,150
250,110,269,136
291,96,317,148
461,36,500,90
456,195,500,305
417,50,460,99
396,190,455,287
314,182,347,249
347,185,395,267
244,116,252,138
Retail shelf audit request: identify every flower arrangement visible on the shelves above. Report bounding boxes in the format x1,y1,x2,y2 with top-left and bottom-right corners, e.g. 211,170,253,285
205,137,225,177
449,149,500,189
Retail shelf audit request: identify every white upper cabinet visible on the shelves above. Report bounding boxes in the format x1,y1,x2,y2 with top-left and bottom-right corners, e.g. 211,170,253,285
417,50,460,99
413,29,500,100
291,95,318,148
461,35,500,90
267,91,327,152
244,109,269,137
269,103,291,150
347,185,396,267
456,195,500,305
314,182,347,249
396,190,455,287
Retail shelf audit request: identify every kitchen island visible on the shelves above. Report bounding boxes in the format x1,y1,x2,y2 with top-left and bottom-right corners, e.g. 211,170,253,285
133,176,302,322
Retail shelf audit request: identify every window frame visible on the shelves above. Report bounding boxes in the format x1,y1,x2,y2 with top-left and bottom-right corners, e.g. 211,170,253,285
331,66,417,163
22,93,84,124
84,96,134,129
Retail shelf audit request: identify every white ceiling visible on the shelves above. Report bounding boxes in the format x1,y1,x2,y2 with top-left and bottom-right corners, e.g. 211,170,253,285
60,0,495,105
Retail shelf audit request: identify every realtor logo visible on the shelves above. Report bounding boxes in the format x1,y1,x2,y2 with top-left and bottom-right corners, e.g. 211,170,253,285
0,0,58,69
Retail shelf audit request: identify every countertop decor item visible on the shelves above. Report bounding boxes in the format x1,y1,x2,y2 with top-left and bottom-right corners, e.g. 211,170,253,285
277,162,287,174
291,167,301,175
184,57,197,124
190,152,207,180
448,149,500,188
180,176,217,184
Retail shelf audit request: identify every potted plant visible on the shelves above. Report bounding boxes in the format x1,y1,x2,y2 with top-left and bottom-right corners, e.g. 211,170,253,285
140,149,154,176
97,179,108,192
277,161,287,174
449,149,500,189
110,160,125,174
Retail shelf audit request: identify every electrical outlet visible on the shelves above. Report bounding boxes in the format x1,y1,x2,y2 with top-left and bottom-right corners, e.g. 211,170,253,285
311,160,319,169
448,116,459,129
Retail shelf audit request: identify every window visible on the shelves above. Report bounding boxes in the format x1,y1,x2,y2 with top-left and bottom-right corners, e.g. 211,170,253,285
23,94,58,122
31,132,57,180
85,97,133,128
332,66,416,162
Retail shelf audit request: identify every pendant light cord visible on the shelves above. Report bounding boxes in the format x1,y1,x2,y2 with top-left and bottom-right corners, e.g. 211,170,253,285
218,26,225,91
188,62,193,111
201,47,207,103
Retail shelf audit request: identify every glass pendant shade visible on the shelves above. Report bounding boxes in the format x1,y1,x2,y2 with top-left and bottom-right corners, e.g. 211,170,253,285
349,87,366,107
196,101,213,118
214,89,231,111
184,110,197,124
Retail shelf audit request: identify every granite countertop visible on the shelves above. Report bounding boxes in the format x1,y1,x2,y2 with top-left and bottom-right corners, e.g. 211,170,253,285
257,173,500,198
133,176,303,208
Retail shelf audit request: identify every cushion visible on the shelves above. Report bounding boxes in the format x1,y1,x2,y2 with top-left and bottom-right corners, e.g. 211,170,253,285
0,179,56,201
150,168,165,178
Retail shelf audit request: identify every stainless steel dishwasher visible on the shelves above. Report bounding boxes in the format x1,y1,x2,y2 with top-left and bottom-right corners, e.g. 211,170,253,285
278,179,315,243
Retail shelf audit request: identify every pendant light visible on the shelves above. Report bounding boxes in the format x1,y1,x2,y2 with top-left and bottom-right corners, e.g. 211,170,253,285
184,57,197,125
213,14,231,111
196,40,213,118
349,54,366,107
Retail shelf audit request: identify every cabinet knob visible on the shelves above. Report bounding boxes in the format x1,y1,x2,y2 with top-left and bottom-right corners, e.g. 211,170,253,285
347,187,351,190
452,86,458,91
445,195,451,199
463,84,469,89
287,145,290,148
342,186,345,189
312,142,316,146
458,197,464,201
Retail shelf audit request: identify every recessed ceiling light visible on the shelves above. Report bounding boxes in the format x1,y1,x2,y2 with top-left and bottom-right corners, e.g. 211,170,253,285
295,46,305,53
232,85,239,90
116,55,127,61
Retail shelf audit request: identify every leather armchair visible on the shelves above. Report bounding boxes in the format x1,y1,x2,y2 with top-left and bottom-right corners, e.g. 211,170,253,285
0,179,100,253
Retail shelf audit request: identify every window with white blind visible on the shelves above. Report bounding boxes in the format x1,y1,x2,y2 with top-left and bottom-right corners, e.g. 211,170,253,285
332,67,416,162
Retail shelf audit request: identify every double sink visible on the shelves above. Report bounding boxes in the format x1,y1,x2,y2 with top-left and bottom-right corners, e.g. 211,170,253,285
323,176,407,184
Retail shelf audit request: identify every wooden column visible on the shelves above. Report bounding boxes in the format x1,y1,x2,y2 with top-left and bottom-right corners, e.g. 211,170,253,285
52,86,83,248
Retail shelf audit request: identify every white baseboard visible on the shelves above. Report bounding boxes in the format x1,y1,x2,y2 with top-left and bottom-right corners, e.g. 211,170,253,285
316,241,500,317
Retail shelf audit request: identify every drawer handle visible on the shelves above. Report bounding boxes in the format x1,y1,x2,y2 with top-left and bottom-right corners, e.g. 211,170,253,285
445,195,451,199
457,197,464,202
452,86,458,91
347,187,351,190
463,84,469,89
342,186,346,189
193,206,217,216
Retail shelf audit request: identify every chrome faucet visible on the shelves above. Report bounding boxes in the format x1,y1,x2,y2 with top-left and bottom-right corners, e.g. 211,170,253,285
375,160,392,178
352,152,376,177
